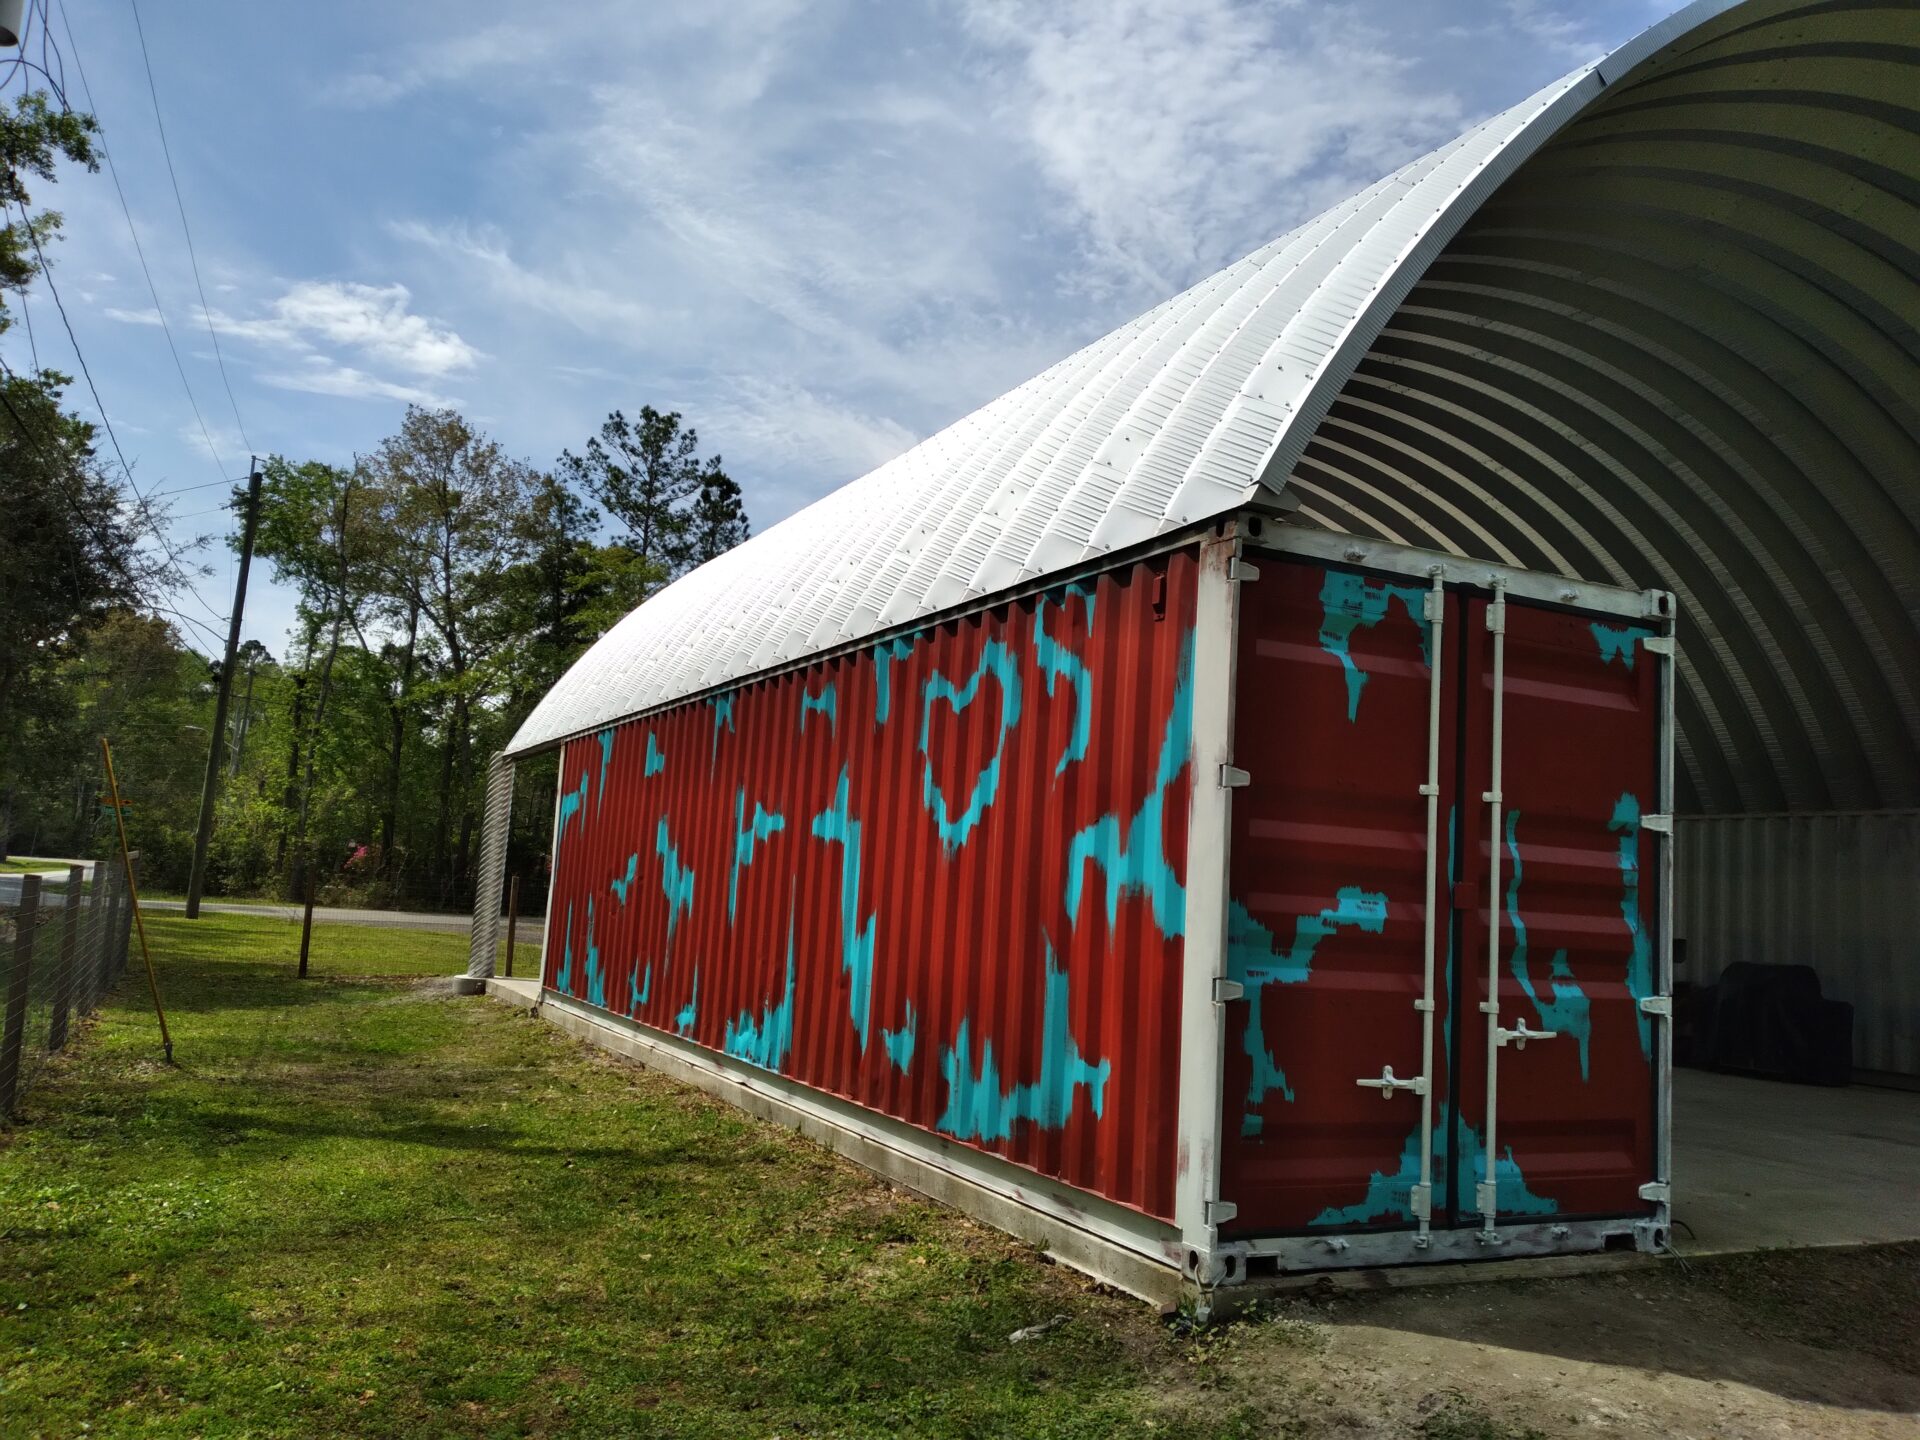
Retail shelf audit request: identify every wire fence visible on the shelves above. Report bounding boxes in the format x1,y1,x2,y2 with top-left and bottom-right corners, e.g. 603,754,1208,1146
0,857,136,1119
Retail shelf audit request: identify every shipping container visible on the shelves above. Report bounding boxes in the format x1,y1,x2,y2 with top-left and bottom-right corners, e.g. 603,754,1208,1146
524,514,1675,1309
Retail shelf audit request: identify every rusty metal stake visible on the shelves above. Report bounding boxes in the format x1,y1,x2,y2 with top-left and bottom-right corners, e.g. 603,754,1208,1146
98,737,173,1064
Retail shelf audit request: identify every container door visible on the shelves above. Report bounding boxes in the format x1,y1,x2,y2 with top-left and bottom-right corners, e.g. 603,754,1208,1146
1451,593,1661,1225
1219,558,1459,1234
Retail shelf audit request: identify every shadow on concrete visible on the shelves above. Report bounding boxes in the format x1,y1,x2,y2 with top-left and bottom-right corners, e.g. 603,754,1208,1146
1292,1242,1920,1417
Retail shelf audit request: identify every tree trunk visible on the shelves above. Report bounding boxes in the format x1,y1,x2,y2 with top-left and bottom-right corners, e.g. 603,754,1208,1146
379,603,420,879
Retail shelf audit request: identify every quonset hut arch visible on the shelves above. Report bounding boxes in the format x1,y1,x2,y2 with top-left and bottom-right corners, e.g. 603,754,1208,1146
478,0,1917,1066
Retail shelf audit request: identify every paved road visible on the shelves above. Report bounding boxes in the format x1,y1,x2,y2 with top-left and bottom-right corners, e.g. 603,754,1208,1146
138,898,547,941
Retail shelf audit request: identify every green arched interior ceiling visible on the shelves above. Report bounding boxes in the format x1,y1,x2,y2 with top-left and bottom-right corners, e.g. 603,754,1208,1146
1285,0,1920,813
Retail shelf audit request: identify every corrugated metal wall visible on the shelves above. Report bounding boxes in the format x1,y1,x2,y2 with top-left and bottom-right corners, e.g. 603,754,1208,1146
540,550,1200,1220
1675,812,1920,1078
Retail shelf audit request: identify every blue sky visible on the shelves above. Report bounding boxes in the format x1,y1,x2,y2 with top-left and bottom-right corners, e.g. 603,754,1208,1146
14,0,1671,658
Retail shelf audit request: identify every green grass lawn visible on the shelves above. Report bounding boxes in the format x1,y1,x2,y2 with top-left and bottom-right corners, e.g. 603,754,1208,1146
0,912,1254,1439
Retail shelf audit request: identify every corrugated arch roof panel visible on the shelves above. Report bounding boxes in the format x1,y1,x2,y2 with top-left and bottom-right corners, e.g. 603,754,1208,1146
507,0,1761,758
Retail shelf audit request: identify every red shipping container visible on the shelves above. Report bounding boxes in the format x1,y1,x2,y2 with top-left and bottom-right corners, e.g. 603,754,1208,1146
526,518,1674,1301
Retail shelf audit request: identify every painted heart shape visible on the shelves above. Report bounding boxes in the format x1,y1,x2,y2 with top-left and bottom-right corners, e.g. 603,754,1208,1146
918,638,1023,851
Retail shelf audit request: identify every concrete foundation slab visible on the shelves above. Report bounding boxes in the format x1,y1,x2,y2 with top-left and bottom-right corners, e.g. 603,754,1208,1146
1673,1068,1920,1254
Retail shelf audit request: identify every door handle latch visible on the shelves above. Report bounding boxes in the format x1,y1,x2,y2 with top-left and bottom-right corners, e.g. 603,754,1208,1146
1494,1018,1557,1050
1356,1064,1428,1097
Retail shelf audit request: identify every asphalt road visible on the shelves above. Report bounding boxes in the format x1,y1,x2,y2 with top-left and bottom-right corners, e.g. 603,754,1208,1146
4,863,546,940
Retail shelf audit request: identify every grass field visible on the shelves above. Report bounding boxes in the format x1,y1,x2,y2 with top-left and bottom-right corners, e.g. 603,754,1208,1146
2,912,1913,1438
0,913,1262,1439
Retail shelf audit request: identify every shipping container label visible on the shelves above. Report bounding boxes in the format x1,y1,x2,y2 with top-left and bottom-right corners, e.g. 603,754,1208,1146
540,553,1200,1220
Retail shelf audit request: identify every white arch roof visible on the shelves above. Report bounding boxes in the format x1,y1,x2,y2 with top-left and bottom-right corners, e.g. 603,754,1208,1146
514,0,1920,815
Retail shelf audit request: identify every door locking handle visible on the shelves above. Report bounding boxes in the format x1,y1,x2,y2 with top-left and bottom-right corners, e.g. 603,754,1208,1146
1356,1064,1428,1098
1494,1018,1557,1050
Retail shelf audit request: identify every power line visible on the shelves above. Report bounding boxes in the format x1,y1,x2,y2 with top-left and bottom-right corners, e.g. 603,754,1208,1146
53,2,232,484
0,355,225,652
124,0,250,454
147,473,250,499
0,348,228,632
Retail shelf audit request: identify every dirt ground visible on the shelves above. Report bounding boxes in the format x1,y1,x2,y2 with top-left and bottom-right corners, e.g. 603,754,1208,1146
1139,1242,1920,1438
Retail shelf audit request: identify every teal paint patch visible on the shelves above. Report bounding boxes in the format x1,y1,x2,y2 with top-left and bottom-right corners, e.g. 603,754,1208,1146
610,852,639,904
644,732,666,777
555,769,590,856
1312,1102,1557,1226
1033,584,1096,777
1317,570,1432,721
675,972,699,1036
629,962,651,1014
1229,887,1388,1121
811,767,879,1049
1609,792,1654,1057
872,636,919,726
1591,623,1655,670
1313,1117,1422,1226
583,898,606,1009
1453,1112,1559,1216
595,729,614,808
728,789,787,923
656,818,695,944
554,902,574,993
707,693,735,769
938,944,1110,1142
799,682,838,735
919,640,1023,850
1064,632,1194,940
882,1003,918,1074
1504,811,1592,1079
723,925,797,1073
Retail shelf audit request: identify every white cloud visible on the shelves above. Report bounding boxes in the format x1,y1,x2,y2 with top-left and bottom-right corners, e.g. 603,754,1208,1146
109,279,477,376
261,360,452,407
703,378,918,497
954,0,1467,298
387,221,654,339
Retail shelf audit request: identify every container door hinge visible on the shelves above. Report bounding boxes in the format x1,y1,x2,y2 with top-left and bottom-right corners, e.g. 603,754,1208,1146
1474,1184,1505,1229
1213,977,1245,1004
1638,1182,1671,1204
1219,764,1251,789
1206,1199,1239,1227
1644,635,1675,656
1638,994,1673,1017
1642,813,1673,834
1229,558,1260,583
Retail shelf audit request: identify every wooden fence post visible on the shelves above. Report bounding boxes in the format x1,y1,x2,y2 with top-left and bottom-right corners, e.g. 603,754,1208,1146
47,865,82,1052
0,874,41,1115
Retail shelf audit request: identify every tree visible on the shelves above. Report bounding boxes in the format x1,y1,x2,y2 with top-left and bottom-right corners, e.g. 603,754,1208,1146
559,406,705,581
0,93,98,330
0,370,176,857
687,458,750,566
368,407,536,903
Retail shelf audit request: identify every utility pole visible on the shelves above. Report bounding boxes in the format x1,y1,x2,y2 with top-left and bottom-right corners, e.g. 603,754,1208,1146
185,459,264,918
229,645,262,778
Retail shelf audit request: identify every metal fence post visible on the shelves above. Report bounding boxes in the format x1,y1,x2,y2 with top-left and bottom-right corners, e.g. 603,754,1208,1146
115,852,139,978
91,860,120,1009
465,752,514,984
48,865,82,1052
0,874,40,1115
80,861,105,1015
